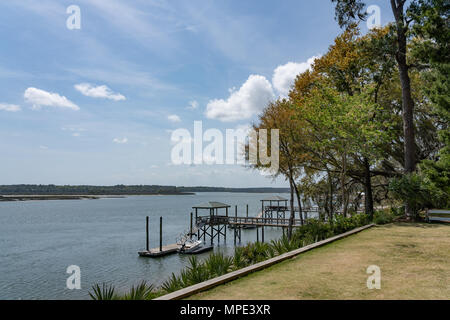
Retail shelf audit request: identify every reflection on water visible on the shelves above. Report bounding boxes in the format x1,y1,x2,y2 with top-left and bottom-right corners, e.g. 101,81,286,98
0,193,289,300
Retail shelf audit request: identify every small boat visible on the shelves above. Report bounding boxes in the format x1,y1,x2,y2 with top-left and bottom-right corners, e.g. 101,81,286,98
178,239,213,254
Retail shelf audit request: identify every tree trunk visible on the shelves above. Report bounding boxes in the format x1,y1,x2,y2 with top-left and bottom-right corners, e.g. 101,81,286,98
363,157,374,220
341,151,348,217
292,182,304,225
287,177,295,240
390,0,417,220
327,169,334,222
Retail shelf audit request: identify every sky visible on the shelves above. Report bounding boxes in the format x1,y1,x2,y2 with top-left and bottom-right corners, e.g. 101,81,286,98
0,0,394,187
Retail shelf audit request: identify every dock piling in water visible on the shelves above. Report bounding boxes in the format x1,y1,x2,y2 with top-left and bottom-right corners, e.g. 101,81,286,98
190,212,193,240
159,216,163,252
146,216,149,251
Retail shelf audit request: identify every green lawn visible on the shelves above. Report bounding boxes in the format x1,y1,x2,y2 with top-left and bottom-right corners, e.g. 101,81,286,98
190,223,450,300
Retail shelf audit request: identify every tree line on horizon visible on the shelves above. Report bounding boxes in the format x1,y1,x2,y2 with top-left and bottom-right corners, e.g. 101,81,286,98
248,0,449,239
0,184,290,195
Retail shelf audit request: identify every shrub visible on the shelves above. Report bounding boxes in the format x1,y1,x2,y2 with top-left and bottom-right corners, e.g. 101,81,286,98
89,283,117,300
373,210,395,225
122,281,159,300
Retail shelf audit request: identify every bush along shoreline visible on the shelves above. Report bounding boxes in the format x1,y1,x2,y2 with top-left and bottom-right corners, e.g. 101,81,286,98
89,211,398,300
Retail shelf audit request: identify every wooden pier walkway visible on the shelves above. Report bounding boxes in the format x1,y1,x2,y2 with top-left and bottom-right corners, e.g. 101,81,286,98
199,216,305,228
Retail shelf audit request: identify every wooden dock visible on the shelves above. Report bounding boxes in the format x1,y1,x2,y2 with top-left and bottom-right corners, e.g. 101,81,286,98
138,243,181,257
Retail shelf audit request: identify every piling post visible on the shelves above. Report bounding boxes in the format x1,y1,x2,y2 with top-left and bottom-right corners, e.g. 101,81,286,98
256,227,259,242
262,225,265,243
234,205,238,245
190,212,193,240
239,226,242,243
146,216,149,251
159,216,163,252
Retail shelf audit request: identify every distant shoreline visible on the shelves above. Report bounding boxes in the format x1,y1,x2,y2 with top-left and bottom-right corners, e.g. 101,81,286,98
0,194,195,202
0,188,290,202
0,185,290,200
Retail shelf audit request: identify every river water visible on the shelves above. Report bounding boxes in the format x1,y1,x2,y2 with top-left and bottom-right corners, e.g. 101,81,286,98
0,192,289,300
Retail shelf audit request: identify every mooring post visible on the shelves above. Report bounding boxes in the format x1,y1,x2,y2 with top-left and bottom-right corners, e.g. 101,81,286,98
246,204,249,222
190,212,193,240
159,216,163,252
262,225,265,243
256,226,259,242
146,216,149,251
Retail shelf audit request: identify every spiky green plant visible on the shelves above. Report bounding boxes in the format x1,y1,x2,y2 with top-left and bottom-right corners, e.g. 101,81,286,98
122,281,159,300
232,246,248,270
89,283,117,300
161,273,184,293
204,252,233,277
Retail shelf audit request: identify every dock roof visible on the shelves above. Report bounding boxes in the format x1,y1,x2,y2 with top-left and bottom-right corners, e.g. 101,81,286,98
192,201,231,209
260,196,288,201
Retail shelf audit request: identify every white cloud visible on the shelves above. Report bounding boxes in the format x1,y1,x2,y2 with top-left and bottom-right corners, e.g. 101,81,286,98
187,100,199,110
74,83,126,101
168,114,182,123
272,56,319,97
24,88,79,111
0,103,21,112
113,137,128,144
205,75,274,122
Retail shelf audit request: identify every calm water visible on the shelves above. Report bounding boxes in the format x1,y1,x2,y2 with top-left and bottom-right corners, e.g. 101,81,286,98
0,192,289,300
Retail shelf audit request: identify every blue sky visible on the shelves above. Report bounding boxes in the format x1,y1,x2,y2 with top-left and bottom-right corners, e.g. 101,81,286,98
0,0,394,187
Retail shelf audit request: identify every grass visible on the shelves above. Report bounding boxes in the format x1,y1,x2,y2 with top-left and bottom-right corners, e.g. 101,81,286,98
190,223,450,300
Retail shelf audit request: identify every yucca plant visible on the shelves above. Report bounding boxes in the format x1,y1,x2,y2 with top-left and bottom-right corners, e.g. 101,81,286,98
270,235,298,255
122,281,159,300
161,273,184,293
89,283,117,300
204,252,233,277
184,256,210,285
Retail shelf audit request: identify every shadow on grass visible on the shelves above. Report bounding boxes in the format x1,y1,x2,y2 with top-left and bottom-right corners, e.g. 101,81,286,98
380,222,443,229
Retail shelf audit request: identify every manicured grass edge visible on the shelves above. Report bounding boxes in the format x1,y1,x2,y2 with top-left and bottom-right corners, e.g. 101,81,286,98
154,223,375,300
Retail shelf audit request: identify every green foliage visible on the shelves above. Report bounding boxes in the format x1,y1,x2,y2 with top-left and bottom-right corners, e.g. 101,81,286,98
373,210,395,225
89,283,118,300
161,273,184,293
293,219,334,243
270,235,300,255
204,253,233,278
331,0,366,28
238,242,273,265
89,281,161,300
389,171,449,214
122,281,159,300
